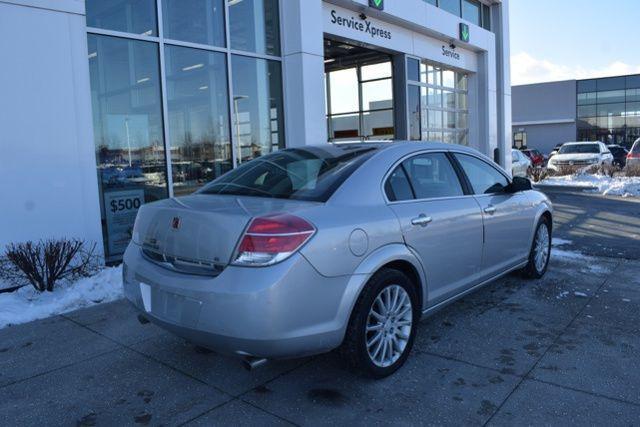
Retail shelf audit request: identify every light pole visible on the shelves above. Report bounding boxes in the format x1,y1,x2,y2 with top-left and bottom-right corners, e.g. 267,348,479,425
125,117,132,167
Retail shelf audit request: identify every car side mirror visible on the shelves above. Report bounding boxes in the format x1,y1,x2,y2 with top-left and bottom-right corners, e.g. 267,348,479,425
507,176,532,193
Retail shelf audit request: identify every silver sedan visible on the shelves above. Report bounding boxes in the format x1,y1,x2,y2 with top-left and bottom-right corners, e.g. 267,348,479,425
123,142,553,378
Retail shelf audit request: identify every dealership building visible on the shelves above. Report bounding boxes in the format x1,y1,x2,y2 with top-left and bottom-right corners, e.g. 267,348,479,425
512,74,640,154
0,0,511,262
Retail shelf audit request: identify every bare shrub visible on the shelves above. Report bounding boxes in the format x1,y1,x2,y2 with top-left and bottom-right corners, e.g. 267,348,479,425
555,165,582,176
530,167,552,183
584,163,619,177
3,239,99,292
625,165,640,177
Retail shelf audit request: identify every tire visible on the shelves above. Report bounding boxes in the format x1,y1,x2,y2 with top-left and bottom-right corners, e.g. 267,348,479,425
340,268,420,378
522,216,552,279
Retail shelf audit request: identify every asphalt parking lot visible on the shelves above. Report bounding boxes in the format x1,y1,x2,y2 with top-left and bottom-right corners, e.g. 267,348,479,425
1,188,639,426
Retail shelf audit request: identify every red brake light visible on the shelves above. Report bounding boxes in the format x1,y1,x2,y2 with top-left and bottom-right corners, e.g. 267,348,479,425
233,214,315,266
628,152,640,159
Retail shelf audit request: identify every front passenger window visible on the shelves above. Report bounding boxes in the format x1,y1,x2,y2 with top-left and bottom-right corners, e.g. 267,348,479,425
455,154,509,195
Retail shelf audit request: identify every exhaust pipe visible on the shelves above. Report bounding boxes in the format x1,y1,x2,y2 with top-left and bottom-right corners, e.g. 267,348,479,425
137,314,150,325
242,356,268,371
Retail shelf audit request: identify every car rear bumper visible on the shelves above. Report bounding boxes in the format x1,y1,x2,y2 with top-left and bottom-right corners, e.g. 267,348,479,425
627,158,640,168
122,243,354,359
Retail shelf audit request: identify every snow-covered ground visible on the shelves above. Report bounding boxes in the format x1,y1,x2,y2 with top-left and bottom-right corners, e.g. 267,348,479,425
552,238,611,274
0,266,123,329
538,174,640,197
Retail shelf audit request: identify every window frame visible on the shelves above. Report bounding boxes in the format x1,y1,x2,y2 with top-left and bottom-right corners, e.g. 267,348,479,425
383,150,474,204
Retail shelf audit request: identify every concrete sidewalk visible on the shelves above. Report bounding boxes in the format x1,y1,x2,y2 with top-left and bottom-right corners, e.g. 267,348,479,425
1,255,639,426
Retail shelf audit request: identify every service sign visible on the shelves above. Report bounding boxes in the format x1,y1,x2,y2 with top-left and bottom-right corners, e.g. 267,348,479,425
369,0,384,10
324,5,410,52
324,4,477,73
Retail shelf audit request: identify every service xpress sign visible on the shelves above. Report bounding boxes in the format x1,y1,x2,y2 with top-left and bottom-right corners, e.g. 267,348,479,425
328,9,392,40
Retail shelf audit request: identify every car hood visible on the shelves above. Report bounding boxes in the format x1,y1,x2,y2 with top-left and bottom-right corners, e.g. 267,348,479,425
551,153,599,162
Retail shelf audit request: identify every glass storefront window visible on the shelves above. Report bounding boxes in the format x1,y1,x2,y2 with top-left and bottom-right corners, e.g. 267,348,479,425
411,59,469,146
407,58,420,82
597,103,626,117
231,55,284,163
408,86,421,141
627,89,640,103
361,62,392,81
597,76,625,91
88,34,167,260
329,69,359,114
627,75,640,89
86,0,157,36
482,4,491,30
362,80,393,111
462,0,481,26
325,55,394,141
229,0,281,56
577,105,597,118
164,46,231,196
577,92,597,105
87,1,284,261
439,0,461,16
363,110,394,139
162,0,225,47
597,90,625,104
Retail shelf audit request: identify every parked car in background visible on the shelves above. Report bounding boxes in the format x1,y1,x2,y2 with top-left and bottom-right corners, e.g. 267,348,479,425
628,138,640,168
123,142,553,378
549,143,564,158
521,149,545,168
512,149,532,177
547,142,614,172
607,145,629,168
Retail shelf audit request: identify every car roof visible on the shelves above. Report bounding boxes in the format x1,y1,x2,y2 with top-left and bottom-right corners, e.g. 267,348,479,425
332,140,479,154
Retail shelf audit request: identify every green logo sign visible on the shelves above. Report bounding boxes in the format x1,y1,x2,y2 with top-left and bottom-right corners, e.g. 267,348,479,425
459,23,470,42
369,0,384,10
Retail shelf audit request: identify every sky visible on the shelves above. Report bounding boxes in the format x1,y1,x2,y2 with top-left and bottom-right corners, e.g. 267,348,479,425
510,0,640,85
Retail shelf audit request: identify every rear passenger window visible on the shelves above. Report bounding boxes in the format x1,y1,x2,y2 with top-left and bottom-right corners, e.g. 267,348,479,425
455,154,509,195
402,153,464,199
385,167,414,202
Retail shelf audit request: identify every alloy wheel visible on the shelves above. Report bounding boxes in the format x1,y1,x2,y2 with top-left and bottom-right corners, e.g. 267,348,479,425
534,223,550,273
365,285,413,368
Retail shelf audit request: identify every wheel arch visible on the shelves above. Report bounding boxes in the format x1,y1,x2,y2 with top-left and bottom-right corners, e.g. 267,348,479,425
338,244,427,336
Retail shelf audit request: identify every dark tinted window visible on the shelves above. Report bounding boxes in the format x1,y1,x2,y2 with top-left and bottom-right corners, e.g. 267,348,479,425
200,146,377,202
385,167,414,202
455,154,508,195
402,153,464,199
608,146,626,156
559,144,599,154
631,139,640,153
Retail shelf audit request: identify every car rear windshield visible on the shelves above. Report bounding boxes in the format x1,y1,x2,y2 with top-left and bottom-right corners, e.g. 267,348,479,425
632,140,640,153
559,144,599,154
199,145,378,202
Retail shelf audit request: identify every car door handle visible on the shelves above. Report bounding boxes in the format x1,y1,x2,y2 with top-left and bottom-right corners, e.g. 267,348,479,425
411,215,433,227
484,205,497,215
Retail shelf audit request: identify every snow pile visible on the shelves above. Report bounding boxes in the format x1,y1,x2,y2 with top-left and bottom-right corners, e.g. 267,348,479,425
538,174,640,197
0,266,123,329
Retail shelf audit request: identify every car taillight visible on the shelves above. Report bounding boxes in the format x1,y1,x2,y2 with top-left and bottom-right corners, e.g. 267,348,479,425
232,214,316,267
628,152,640,159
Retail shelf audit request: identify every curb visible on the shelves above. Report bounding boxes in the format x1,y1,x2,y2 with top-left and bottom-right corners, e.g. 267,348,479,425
533,184,599,192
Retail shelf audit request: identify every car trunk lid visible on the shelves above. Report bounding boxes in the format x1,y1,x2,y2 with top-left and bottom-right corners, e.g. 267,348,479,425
134,194,318,274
